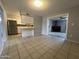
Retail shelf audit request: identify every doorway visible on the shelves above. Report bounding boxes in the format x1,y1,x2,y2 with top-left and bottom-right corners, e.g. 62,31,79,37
47,14,68,40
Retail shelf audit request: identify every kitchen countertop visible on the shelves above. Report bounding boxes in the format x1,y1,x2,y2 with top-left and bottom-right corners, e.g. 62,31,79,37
18,26,34,30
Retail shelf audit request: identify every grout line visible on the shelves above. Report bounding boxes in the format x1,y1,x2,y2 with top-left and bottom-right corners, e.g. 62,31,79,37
66,42,73,59
16,42,21,59
21,37,34,59
39,40,66,59
6,41,9,59
7,35,70,59
22,37,53,59
1,42,9,59
52,40,67,59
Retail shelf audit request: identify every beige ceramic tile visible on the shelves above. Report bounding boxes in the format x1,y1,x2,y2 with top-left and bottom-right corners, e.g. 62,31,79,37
2,35,79,59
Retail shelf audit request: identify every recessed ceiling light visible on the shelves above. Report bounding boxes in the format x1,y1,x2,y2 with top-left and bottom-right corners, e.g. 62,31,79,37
34,0,43,7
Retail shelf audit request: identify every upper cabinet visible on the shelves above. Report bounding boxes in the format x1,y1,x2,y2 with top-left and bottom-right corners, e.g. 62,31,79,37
21,15,34,25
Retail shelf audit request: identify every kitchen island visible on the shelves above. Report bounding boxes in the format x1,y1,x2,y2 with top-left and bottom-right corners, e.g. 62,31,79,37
20,27,34,38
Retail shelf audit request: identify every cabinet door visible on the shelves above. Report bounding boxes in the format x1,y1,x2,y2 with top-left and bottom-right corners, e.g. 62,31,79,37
21,15,34,24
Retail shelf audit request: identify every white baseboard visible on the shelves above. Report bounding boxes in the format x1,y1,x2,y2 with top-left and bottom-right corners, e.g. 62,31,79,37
67,40,79,44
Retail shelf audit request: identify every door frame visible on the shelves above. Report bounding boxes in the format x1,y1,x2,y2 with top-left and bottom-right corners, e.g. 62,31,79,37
47,13,69,40
0,2,7,55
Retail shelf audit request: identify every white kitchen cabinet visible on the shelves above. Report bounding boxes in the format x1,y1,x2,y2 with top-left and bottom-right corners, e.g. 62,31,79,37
21,15,34,37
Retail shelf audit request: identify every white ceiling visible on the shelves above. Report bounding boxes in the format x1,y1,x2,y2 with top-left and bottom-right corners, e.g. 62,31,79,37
2,0,79,16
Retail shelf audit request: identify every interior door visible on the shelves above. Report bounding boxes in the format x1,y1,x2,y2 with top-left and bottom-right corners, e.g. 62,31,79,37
0,12,4,54
0,6,6,55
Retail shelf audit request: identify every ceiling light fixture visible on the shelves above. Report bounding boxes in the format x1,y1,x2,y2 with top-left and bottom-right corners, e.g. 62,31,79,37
34,0,43,7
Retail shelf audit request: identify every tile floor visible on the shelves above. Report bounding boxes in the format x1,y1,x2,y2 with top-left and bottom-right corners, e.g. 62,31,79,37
0,35,79,59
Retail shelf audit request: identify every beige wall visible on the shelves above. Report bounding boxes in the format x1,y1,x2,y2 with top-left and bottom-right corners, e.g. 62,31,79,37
34,16,42,36
42,5,79,42
42,17,48,35
7,14,21,34
7,14,21,24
